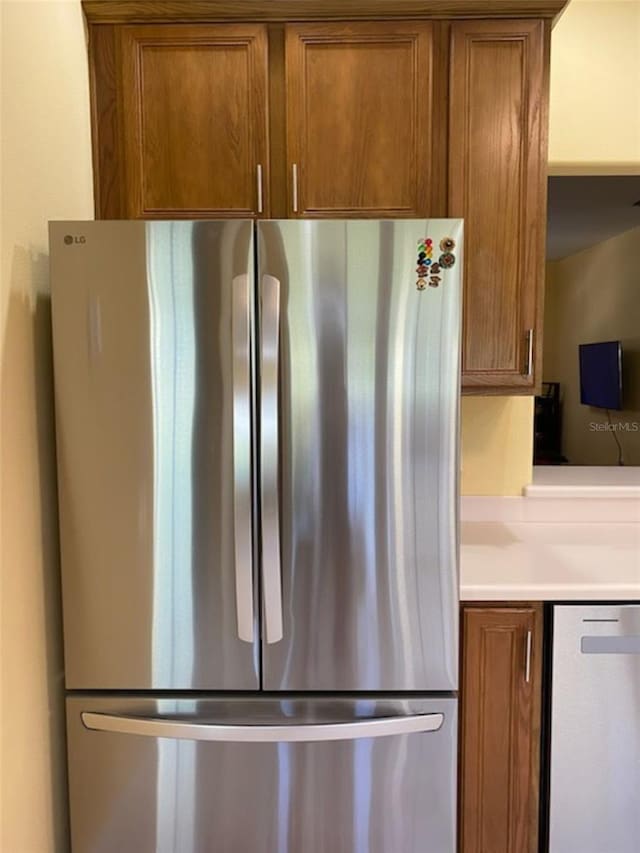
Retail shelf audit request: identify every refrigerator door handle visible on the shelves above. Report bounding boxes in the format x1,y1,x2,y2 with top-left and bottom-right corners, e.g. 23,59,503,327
232,273,254,643
81,711,444,742
260,274,283,644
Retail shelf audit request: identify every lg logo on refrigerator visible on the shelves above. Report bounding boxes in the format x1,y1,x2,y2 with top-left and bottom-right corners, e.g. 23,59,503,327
64,235,86,245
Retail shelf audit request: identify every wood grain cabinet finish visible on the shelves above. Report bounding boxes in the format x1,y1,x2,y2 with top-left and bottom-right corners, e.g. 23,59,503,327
284,22,444,217
449,21,549,393
459,604,543,853
87,11,554,393
119,24,269,218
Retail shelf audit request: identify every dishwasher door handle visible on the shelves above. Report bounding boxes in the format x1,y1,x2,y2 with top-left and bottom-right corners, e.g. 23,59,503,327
581,635,640,654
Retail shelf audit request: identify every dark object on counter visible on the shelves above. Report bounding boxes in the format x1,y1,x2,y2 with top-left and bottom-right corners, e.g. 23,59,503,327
534,382,567,464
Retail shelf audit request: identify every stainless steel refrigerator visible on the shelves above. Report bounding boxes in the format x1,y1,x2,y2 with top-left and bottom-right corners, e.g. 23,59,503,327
50,218,463,853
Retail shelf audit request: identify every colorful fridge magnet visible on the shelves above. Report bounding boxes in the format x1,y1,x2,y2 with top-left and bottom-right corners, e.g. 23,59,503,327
416,238,456,290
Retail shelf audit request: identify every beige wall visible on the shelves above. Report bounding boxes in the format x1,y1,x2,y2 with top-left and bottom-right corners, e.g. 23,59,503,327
461,397,534,495
1,2,94,851
544,227,640,465
549,0,640,174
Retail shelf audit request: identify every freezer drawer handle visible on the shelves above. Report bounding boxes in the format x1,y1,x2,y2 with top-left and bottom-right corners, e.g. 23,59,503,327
81,712,444,743
232,273,255,643
260,275,284,643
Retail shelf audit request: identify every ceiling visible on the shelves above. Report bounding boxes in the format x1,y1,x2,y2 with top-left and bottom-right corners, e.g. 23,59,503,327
546,175,640,261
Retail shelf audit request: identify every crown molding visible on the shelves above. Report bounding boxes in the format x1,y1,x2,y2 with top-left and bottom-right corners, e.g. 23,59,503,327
82,0,570,25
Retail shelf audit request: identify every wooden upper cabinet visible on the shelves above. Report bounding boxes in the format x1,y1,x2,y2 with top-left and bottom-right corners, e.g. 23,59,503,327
460,604,543,853
450,20,549,393
284,22,444,217
118,24,269,218
88,14,553,388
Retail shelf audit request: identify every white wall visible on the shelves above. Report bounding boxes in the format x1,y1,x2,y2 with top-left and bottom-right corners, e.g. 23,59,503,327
1,2,94,851
549,0,640,173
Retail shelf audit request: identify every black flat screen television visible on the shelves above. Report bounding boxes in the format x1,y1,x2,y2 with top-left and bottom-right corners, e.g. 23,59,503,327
579,340,623,410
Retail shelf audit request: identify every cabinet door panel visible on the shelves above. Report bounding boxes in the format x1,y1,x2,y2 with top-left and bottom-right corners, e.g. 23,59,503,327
120,24,269,218
460,604,543,853
285,22,439,217
450,21,548,392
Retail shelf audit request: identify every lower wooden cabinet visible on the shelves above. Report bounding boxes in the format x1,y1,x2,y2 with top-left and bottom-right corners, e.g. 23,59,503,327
459,604,543,853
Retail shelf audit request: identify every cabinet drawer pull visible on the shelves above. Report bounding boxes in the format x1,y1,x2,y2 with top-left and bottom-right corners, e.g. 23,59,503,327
292,163,299,213
525,329,534,377
525,629,532,683
256,164,263,214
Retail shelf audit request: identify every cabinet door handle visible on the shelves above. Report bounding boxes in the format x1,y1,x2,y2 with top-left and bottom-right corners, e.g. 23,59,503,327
525,629,532,683
292,163,299,214
256,164,263,214
525,329,534,377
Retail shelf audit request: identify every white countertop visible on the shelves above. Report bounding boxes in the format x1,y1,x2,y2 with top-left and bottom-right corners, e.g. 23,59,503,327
525,466,640,499
460,497,640,601
460,480,640,601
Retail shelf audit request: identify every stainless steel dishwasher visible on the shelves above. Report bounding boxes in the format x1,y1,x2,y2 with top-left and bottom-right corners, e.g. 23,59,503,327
549,604,640,853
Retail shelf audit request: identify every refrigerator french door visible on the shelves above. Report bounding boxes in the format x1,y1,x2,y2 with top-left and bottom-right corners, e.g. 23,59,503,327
50,219,463,853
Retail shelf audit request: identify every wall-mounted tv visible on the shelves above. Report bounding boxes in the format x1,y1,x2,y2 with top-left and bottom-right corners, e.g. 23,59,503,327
579,340,623,410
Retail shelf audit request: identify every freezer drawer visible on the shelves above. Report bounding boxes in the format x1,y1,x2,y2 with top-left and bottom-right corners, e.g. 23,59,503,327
549,605,640,853
67,695,457,853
